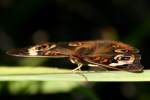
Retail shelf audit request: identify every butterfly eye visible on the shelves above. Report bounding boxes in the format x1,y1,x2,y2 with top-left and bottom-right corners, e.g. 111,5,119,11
114,49,128,53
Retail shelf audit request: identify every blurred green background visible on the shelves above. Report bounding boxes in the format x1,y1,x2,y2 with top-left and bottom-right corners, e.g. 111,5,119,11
0,0,150,100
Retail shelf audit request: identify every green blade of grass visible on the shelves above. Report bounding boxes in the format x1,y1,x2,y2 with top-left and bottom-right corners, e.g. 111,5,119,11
0,66,149,81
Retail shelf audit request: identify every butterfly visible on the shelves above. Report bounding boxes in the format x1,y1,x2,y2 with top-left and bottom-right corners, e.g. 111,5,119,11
6,40,144,72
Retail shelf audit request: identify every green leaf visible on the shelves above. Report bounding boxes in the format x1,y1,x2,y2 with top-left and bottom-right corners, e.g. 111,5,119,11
0,66,148,81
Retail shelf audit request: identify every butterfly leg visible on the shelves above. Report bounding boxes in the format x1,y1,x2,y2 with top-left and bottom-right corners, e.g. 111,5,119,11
72,63,83,72
69,56,83,72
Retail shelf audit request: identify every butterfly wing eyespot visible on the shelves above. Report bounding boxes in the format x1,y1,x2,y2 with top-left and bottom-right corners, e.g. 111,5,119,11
118,56,131,61
35,44,49,50
110,54,135,66
114,49,129,53
114,54,132,61
82,54,143,72
34,43,56,51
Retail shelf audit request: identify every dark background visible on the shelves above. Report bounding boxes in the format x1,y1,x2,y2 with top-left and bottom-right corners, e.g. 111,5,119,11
0,0,150,100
